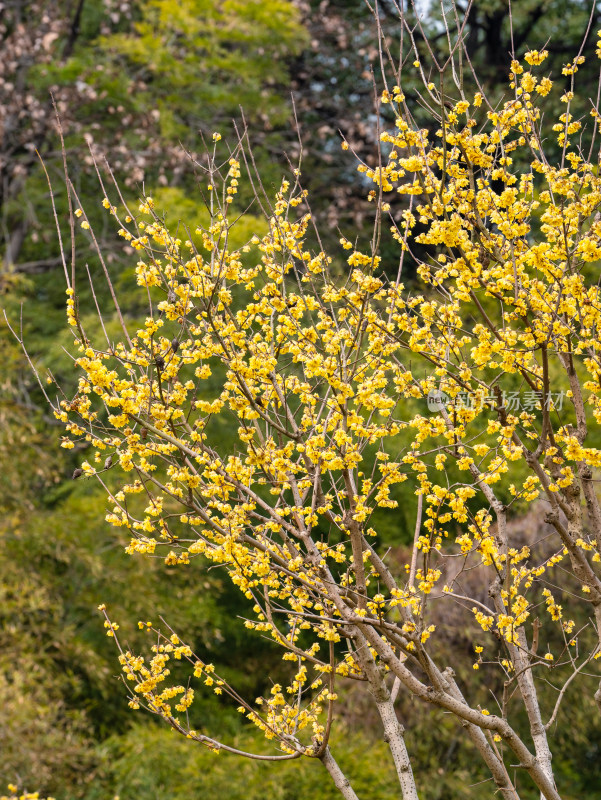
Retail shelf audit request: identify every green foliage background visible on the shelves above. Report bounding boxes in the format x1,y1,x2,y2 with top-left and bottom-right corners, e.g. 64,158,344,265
2,1,601,798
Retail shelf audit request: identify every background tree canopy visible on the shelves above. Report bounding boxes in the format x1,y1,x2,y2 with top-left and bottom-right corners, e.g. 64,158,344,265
3,1,601,798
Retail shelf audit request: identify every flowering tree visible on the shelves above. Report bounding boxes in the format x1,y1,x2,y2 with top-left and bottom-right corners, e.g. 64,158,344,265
35,5,601,799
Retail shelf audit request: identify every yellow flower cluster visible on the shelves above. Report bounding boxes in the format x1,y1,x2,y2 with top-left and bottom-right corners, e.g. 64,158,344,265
58,47,601,754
